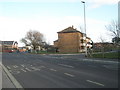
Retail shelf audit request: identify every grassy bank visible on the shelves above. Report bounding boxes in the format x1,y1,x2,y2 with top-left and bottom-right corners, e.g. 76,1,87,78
92,52,119,59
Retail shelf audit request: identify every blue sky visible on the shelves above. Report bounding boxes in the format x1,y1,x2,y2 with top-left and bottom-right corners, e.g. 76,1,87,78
0,0,118,46
0,1,117,20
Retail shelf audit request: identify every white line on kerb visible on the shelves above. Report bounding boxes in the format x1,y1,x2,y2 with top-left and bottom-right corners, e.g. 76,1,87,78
86,80,104,87
64,73,75,77
50,68,57,71
59,64,74,68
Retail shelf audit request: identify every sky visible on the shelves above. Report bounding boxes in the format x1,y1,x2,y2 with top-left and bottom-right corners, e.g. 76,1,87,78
0,0,118,46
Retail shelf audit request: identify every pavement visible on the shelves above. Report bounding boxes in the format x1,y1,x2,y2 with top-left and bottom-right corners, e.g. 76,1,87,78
0,52,23,89
0,64,15,89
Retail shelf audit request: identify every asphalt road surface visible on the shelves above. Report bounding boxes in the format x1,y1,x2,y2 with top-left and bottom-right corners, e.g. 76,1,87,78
2,52,118,88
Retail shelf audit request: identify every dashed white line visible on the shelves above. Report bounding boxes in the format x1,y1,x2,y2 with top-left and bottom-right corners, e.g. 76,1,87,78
21,65,25,67
8,70,12,72
64,73,75,77
40,66,46,68
13,65,18,68
16,71,20,74
49,68,57,71
25,68,31,71
59,64,74,68
86,80,105,87
21,69,26,72
31,67,40,71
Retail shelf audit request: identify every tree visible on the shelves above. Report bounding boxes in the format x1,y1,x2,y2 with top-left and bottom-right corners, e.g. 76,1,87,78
106,20,119,37
21,30,45,50
112,37,120,44
106,20,120,44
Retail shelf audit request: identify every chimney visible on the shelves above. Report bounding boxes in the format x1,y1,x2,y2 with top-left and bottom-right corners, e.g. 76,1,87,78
72,25,74,28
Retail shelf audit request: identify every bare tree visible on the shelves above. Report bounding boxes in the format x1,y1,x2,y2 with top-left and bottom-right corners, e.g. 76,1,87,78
21,30,45,50
106,20,119,37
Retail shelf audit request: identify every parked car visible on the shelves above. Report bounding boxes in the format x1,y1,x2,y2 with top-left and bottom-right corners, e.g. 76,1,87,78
9,50,14,53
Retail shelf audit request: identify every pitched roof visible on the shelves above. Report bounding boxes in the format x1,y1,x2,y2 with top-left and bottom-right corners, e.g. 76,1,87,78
57,26,80,33
2,41,14,45
1,41,18,45
54,40,58,42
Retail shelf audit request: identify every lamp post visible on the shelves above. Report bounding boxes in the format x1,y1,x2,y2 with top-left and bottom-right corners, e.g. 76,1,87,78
81,1,87,57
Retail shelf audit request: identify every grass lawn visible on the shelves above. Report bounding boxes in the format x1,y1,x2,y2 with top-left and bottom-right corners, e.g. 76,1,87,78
30,51,83,54
92,52,119,59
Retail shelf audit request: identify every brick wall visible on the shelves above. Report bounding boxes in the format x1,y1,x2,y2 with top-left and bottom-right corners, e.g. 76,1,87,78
58,32,82,53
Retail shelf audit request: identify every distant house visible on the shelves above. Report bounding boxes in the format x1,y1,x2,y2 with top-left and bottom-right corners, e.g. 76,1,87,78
18,47,27,52
93,42,116,52
1,41,18,52
94,42,114,48
54,26,92,53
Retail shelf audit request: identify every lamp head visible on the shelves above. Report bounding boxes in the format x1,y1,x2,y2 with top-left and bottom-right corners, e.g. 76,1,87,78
81,1,85,3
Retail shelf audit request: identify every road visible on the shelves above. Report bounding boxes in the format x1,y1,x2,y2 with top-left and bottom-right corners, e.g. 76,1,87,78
2,52,118,88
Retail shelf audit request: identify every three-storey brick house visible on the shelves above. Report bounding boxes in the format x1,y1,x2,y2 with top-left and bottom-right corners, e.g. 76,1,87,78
54,26,92,53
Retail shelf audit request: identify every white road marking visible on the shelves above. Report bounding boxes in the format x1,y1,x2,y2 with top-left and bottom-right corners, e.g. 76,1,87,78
49,68,57,71
21,69,26,72
7,66,11,70
25,68,31,71
40,66,46,68
86,80,104,87
31,67,40,71
13,66,16,68
83,59,118,64
9,70,12,72
15,65,18,68
59,64,74,68
13,65,18,68
21,65,25,67
16,71,20,74
64,73,75,77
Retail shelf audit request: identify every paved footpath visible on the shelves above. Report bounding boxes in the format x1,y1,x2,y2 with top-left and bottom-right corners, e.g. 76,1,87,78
0,64,15,89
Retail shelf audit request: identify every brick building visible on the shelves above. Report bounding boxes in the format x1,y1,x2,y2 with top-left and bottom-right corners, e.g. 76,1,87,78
0,41,18,52
54,26,92,53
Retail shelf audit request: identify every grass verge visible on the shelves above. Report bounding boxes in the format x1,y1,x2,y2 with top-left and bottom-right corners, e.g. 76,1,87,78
92,52,119,59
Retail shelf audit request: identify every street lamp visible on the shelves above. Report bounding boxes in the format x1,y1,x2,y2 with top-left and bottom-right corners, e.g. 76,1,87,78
81,1,87,57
